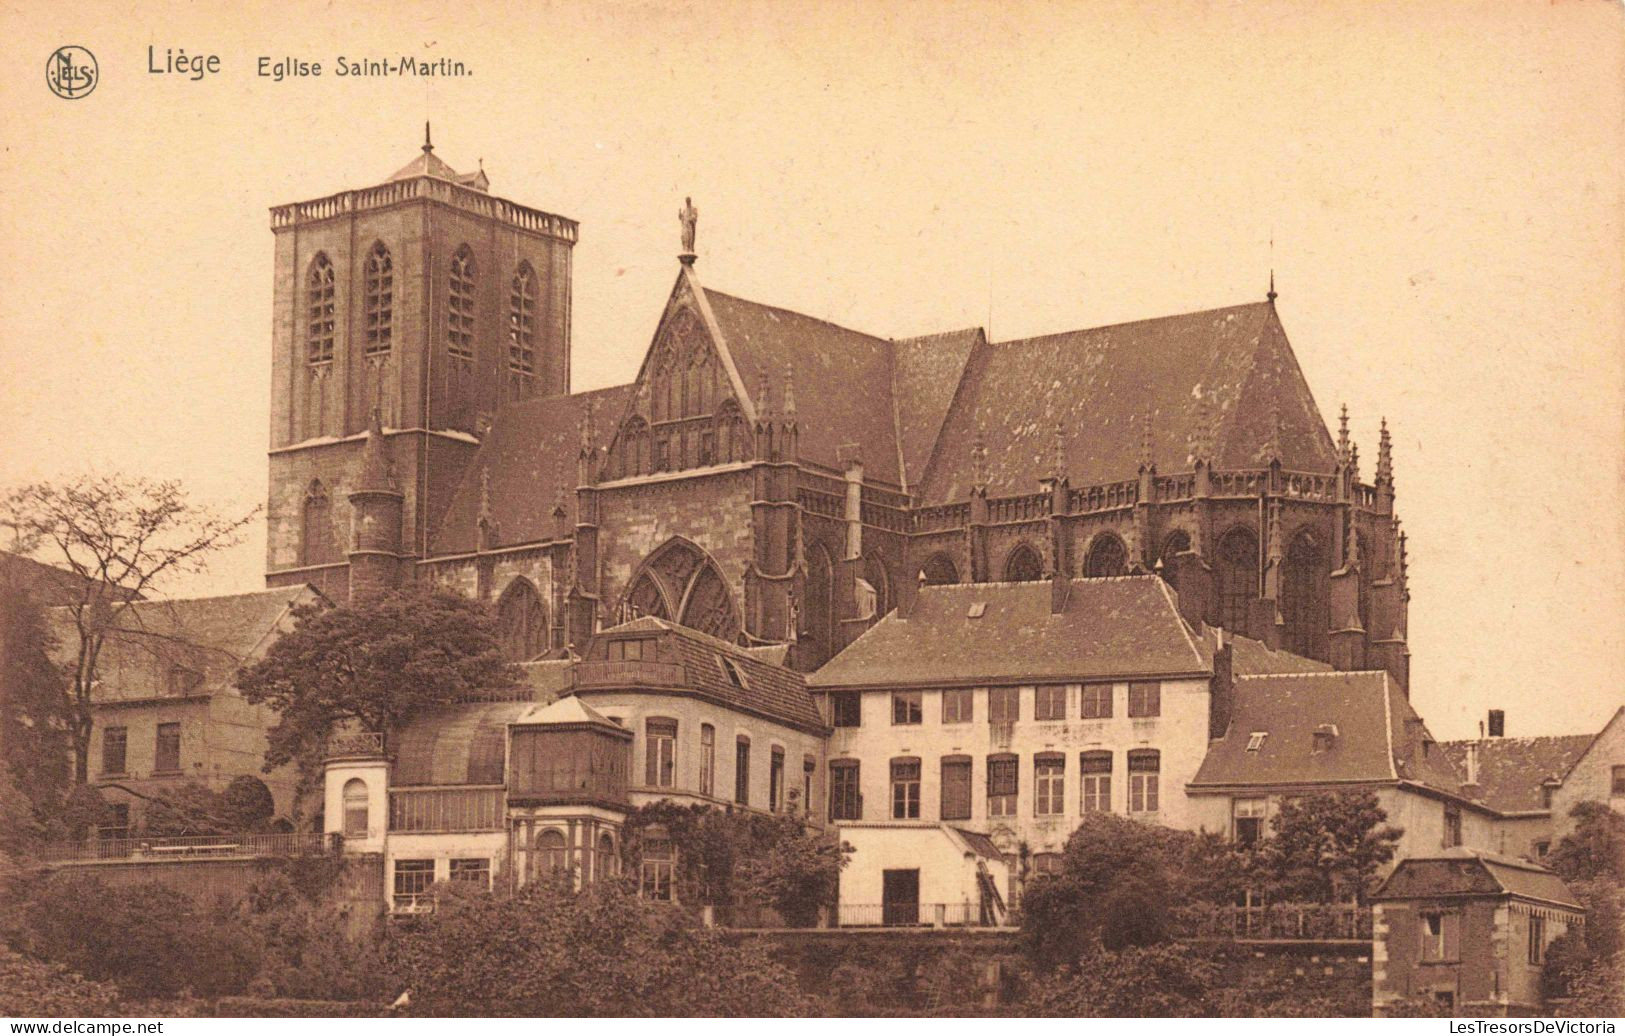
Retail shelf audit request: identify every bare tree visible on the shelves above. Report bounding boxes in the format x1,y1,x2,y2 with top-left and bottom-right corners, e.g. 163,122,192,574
1,475,259,783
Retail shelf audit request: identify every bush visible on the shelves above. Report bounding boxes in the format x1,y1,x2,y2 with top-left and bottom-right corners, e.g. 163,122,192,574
1025,943,1219,1017
0,947,121,1015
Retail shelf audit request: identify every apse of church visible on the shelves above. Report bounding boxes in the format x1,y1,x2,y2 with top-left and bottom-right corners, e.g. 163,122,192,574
264,138,1408,693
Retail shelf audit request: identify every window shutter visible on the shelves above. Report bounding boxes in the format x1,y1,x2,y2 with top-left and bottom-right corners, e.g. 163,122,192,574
1443,912,1461,960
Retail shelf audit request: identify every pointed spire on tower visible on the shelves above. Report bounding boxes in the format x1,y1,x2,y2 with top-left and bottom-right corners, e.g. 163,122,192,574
1267,499,1283,564
1267,269,1277,304
1337,404,1351,463
755,366,774,424
1376,418,1393,485
781,363,797,423
357,407,396,491
423,121,433,154
1349,442,1361,483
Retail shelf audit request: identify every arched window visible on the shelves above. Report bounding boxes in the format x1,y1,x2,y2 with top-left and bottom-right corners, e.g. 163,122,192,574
1215,527,1260,635
306,254,335,365
625,571,671,621
341,778,368,838
921,553,960,586
1356,532,1374,633
680,563,738,642
363,243,393,357
596,832,617,881
447,246,475,360
1282,529,1330,659
301,480,333,566
863,554,892,614
496,578,548,661
536,828,568,874
617,417,651,478
1003,543,1044,582
1083,534,1129,578
622,539,741,643
509,263,536,398
714,400,747,464
1159,530,1192,589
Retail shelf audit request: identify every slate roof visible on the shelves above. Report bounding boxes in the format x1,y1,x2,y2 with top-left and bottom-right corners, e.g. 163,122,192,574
582,616,826,732
0,550,143,607
919,303,1338,503
387,147,490,192
890,328,985,492
514,695,624,732
1191,671,1462,795
432,383,634,554
808,575,1209,689
1439,735,1594,814
705,289,906,484
1190,625,1334,677
1372,849,1583,910
391,701,533,786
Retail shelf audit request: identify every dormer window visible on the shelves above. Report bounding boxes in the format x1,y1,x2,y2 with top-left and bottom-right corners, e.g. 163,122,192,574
1246,731,1268,752
719,656,747,690
608,637,654,662
1311,724,1339,754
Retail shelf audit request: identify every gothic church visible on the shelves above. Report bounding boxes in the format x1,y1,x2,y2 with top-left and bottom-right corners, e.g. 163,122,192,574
264,136,1409,689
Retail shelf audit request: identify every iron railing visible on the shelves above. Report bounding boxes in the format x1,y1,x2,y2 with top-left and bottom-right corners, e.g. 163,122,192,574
41,830,332,863
1173,901,1372,941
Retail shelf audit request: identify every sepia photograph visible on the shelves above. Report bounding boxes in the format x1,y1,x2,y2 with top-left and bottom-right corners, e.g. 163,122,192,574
0,0,1622,1023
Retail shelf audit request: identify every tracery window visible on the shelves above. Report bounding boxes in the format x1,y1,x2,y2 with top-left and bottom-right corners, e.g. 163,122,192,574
306,254,335,365
448,246,475,360
1003,543,1043,582
496,579,548,662
1083,533,1129,577
921,553,960,586
364,243,393,357
301,480,333,566
1282,529,1330,658
1215,527,1260,634
509,263,536,397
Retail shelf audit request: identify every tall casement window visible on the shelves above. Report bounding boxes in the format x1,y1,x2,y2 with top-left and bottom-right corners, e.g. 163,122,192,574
342,778,369,838
645,718,677,788
1443,805,1463,848
1127,681,1161,718
595,833,618,881
1233,797,1266,845
830,691,861,728
770,746,786,813
988,754,1019,817
829,760,861,821
734,736,751,805
890,757,922,820
154,722,181,773
1528,916,1547,965
393,859,435,911
988,686,1019,724
1282,529,1330,658
698,724,716,797
1083,534,1129,578
1080,751,1112,813
940,756,972,821
305,254,335,365
1128,749,1160,813
1420,911,1459,962
892,690,923,725
942,688,973,724
1215,527,1260,634
101,726,127,775
1159,530,1192,590
1081,684,1112,719
1034,754,1065,815
641,838,675,901
802,755,816,816
363,242,393,357
1003,544,1044,582
1035,684,1067,721
447,246,476,360
508,263,536,397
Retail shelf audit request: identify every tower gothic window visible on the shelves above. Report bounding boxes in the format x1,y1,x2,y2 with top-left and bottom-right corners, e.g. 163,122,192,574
301,480,333,566
448,246,476,360
496,578,548,662
364,243,393,357
1083,533,1129,578
1159,530,1192,589
1215,527,1260,634
509,263,536,397
306,254,335,365
921,553,959,586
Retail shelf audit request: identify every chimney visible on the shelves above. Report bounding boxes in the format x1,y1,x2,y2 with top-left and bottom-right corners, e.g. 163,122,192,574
897,567,923,618
1464,742,1480,786
1487,709,1505,738
1208,636,1234,740
1051,566,1070,615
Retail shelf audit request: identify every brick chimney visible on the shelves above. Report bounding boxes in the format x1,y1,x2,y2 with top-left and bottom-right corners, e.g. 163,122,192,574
1487,709,1506,738
1208,630,1234,740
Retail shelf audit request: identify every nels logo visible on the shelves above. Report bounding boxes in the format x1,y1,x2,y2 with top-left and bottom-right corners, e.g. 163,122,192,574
47,46,98,99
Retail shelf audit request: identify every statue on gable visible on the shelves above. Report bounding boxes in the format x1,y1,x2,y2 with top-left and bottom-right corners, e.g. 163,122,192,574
679,197,698,255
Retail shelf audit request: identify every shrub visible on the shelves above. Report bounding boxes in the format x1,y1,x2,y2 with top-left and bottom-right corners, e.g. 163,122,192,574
0,947,121,1015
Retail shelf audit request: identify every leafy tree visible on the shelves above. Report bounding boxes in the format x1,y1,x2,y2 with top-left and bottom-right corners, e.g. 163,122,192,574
0,584,71,820
385,877,809,1016
1253,791,1402,902
1025,943,1219,1017
56,783,108,841
222,774,278,830
229,871,396,1002
1018,813,1195,969
1,475,257,782
1540,877,1623,1008
141,781,235,836
23,872,259,998
1546,802,1625,884
236,586,519,770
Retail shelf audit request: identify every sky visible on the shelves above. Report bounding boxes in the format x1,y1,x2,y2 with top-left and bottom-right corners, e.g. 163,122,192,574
1,0,1620,739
